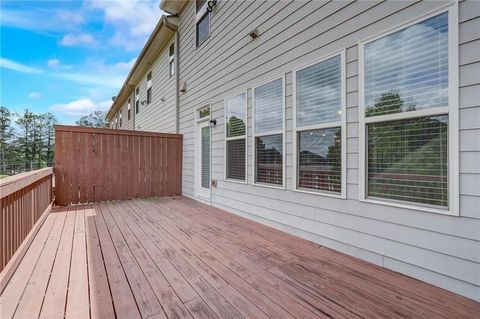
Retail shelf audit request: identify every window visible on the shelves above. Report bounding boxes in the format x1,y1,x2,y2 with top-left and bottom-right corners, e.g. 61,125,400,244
196,0,210,47
146,72,152,104
169,43,175,77
253,78,284,186
115,117,118,129
119,113,122,128
199,107,210,119
135,87,140,114
127,98,131,120
225,92,246,182
294,52,346,196
359,7,458,213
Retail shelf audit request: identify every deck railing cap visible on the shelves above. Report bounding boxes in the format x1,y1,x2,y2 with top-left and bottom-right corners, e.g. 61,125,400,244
0,167,53,198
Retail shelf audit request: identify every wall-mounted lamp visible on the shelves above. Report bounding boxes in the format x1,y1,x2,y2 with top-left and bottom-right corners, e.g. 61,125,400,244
207,0,217,13
249,29,259,39
209,118,217,127
180,82,187,93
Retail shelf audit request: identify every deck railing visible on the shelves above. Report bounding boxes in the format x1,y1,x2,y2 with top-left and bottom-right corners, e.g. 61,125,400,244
0,167,53,274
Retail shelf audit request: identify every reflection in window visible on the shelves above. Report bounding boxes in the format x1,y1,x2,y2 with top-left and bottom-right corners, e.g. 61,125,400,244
256,135,282,185
298,128,341,193
364,12,448,117
225,93,246,138
367,115,448,207
196,12,210,47
296,55,341,127
226,139,245,181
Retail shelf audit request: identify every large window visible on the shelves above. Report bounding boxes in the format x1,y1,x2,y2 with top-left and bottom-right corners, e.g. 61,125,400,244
196,0,210,47
253,78,284,186
225,92,246,182
360,7,458,213
294,52,346,196
146,72,152,104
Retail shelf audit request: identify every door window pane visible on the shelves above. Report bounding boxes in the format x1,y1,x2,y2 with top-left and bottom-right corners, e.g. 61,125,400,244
201,126,210,189
298,127,341,193
364,12,448,117
256,134,282,185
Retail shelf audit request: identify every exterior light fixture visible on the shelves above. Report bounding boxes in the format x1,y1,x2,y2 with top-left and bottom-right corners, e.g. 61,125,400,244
249,29,259,39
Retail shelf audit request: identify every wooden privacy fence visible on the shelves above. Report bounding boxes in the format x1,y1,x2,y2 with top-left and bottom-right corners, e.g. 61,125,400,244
0,167,53,273
54,125,183,206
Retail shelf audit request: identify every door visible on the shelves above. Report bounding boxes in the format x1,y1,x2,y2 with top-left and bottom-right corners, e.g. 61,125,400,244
195,119,211,201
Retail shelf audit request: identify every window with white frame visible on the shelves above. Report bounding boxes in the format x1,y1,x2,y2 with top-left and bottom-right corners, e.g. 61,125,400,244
225,92,246,181
146,72,152,104
360,9,456,211
254,78,284,186
295,53,345,195
119,112,122,128
115,117,118,129
127,98,131,120
196,0,210,47
135,87,140,114
169,43,175,77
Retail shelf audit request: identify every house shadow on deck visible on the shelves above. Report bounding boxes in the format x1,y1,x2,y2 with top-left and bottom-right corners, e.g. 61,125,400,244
2,196,479,319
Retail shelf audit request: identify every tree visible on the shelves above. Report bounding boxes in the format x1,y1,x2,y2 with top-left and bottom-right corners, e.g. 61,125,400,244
41,113,57,164
76,110,108,128
0,106,14,171
16,109,35,170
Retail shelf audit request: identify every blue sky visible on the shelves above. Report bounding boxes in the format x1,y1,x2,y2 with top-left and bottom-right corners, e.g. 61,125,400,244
1,0,163,124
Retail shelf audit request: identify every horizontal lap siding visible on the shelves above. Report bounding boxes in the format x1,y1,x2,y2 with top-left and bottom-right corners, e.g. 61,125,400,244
177,0,480,300
135,36,176,133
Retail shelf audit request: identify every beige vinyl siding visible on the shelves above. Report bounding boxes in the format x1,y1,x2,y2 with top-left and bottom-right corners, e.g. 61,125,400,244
176,0,480,300
135,36,176,133
121,92,135,130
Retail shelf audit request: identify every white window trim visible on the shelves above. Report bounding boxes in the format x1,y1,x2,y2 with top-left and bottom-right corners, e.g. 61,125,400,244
358,3,459,216
195,1,211,48
292,50,347,199
252,75,286,189
224,91,248,184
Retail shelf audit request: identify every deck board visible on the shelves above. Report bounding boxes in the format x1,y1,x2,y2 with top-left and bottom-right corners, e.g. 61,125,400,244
1,196,479,319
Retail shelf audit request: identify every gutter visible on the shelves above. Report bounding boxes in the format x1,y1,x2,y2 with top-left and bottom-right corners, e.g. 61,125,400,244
163,16,180,134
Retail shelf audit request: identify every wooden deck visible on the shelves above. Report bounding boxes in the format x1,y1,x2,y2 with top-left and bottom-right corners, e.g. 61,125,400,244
1,197,478,319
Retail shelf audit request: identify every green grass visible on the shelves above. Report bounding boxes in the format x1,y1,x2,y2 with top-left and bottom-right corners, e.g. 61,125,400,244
0,174,9,179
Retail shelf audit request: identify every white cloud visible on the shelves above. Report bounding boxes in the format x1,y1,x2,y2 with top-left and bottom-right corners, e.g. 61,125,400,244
49,98,112,117
53,72,124,89
0,58,43,74
87,0,162,50
0,8,84,32
47,58,73,70
60,33,95,46
28,92,42,99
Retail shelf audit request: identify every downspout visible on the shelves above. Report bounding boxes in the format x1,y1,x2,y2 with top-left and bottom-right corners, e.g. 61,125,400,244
164,16,180,133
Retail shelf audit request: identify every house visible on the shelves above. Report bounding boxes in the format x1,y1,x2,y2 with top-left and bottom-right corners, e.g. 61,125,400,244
106,0,480,301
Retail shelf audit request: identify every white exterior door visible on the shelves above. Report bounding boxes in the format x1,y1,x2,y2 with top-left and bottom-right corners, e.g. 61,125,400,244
195,119,211,202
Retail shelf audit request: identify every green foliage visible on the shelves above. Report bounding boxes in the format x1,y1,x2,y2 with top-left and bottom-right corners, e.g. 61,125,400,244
75,110,108,128
0,107,58,175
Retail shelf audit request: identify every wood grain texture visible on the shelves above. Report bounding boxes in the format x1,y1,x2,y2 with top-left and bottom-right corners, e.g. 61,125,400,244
2,197,479,319
54,125,182,205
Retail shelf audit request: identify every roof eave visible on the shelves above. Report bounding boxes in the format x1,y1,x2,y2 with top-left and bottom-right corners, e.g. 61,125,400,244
106,16,178,121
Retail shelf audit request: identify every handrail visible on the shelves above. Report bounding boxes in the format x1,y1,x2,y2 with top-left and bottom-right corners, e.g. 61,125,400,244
0,167,54,277
1,167,53,198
